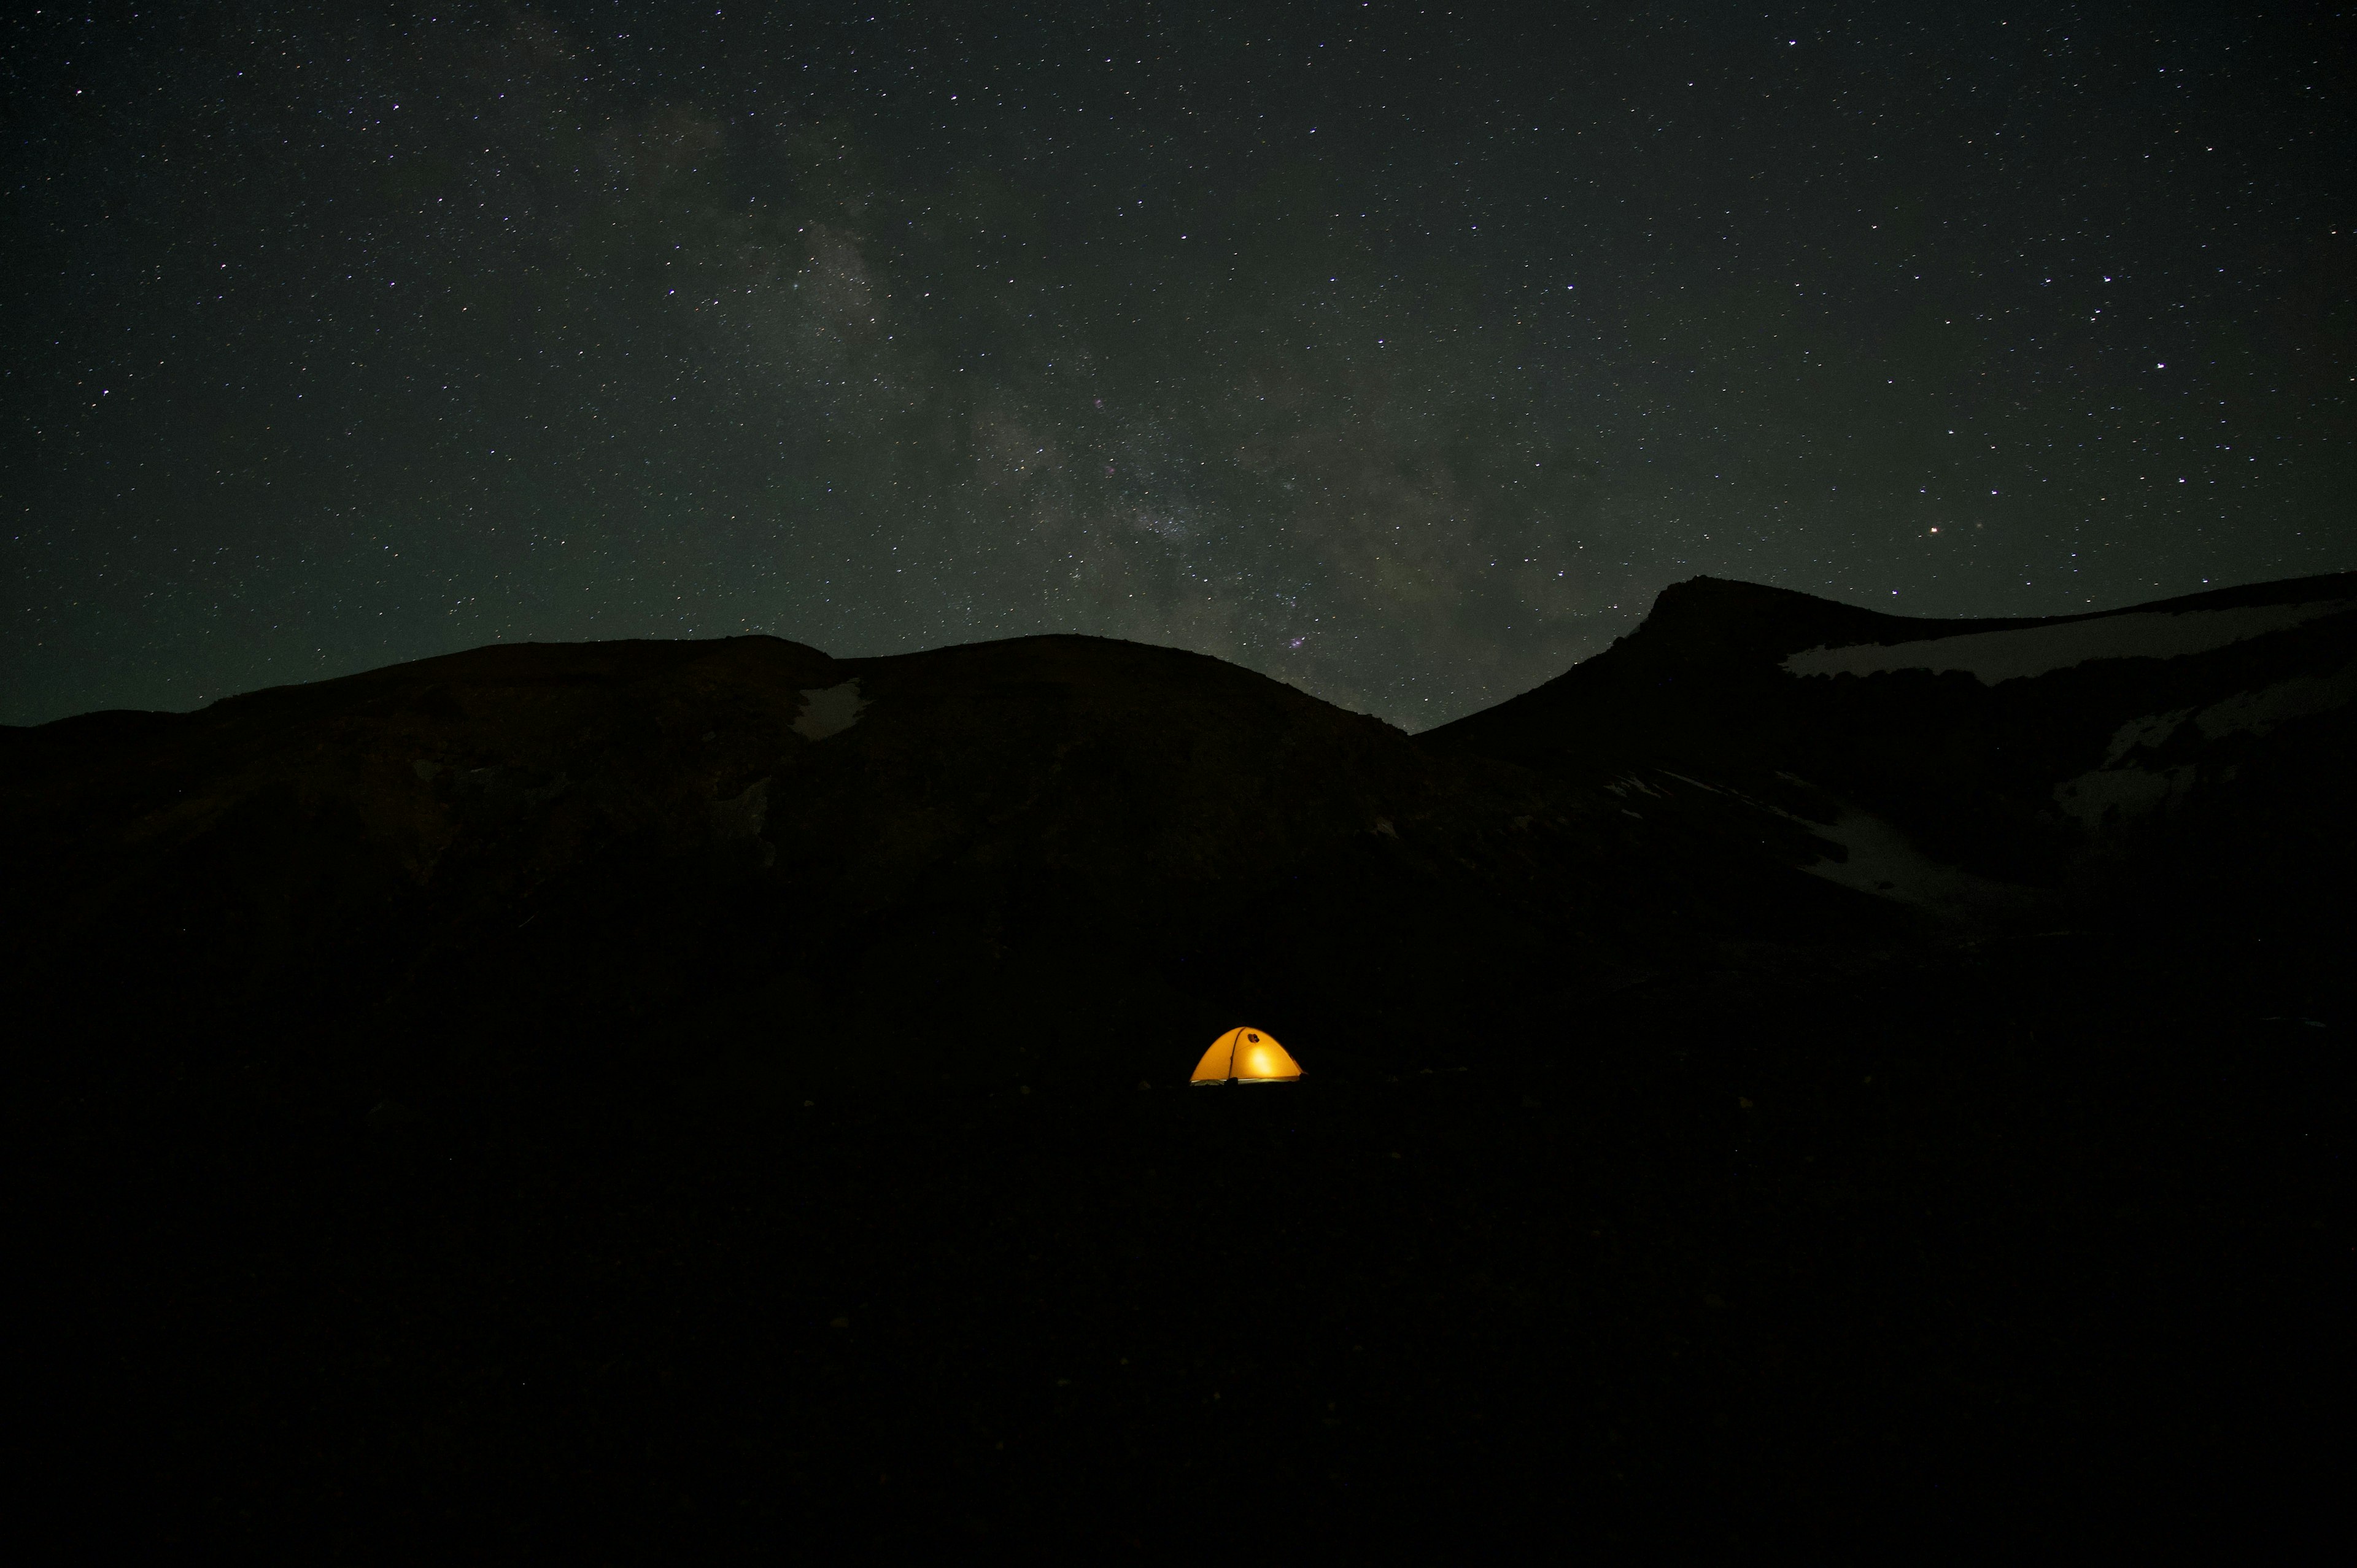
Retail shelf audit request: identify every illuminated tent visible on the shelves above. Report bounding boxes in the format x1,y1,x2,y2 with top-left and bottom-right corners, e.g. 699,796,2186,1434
1190,1026,1302,1085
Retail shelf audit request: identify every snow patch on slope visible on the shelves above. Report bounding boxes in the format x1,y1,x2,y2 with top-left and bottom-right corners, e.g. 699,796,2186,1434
2054,766,2197,831
792,680,869,741
2054,660,2357,830
1782,600,2353,686
1648,767,2047,923
1795,805,2047,922
2188,660,2357,742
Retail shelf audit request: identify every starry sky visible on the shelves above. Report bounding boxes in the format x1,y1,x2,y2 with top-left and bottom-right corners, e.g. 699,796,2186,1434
6,2,2352,728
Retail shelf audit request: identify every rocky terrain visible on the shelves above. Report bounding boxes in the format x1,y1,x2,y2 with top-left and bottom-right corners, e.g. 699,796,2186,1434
12,574,2346,1551
1430,570,2357,923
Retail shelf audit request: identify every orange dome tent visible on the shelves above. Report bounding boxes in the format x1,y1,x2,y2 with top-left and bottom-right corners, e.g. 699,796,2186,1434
1190,1026,1302,1085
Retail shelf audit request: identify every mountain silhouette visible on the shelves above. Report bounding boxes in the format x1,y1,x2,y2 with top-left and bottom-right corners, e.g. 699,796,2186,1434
12,575,2345,1551
4,619,1897,1114
1430,570,2357,923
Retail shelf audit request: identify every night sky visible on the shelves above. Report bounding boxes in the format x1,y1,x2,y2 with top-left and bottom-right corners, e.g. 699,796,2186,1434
7,3,2351,729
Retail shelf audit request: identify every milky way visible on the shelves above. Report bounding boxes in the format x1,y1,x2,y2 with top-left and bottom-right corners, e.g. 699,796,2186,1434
6,3,2350,727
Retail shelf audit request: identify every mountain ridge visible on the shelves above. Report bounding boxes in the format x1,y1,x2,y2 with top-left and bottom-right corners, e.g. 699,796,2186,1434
13,571,2343,1552
1423,570,2357,914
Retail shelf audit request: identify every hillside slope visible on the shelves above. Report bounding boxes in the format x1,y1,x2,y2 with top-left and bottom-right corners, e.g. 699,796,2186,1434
1425,571,2357,925
12,584,2342,1553
6,630,1876,1126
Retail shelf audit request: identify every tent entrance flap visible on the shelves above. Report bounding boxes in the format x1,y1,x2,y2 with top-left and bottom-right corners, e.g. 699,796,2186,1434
1190,1027,1302,1085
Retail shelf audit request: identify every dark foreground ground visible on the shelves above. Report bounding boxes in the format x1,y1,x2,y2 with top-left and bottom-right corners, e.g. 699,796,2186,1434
23,919,2340,1556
